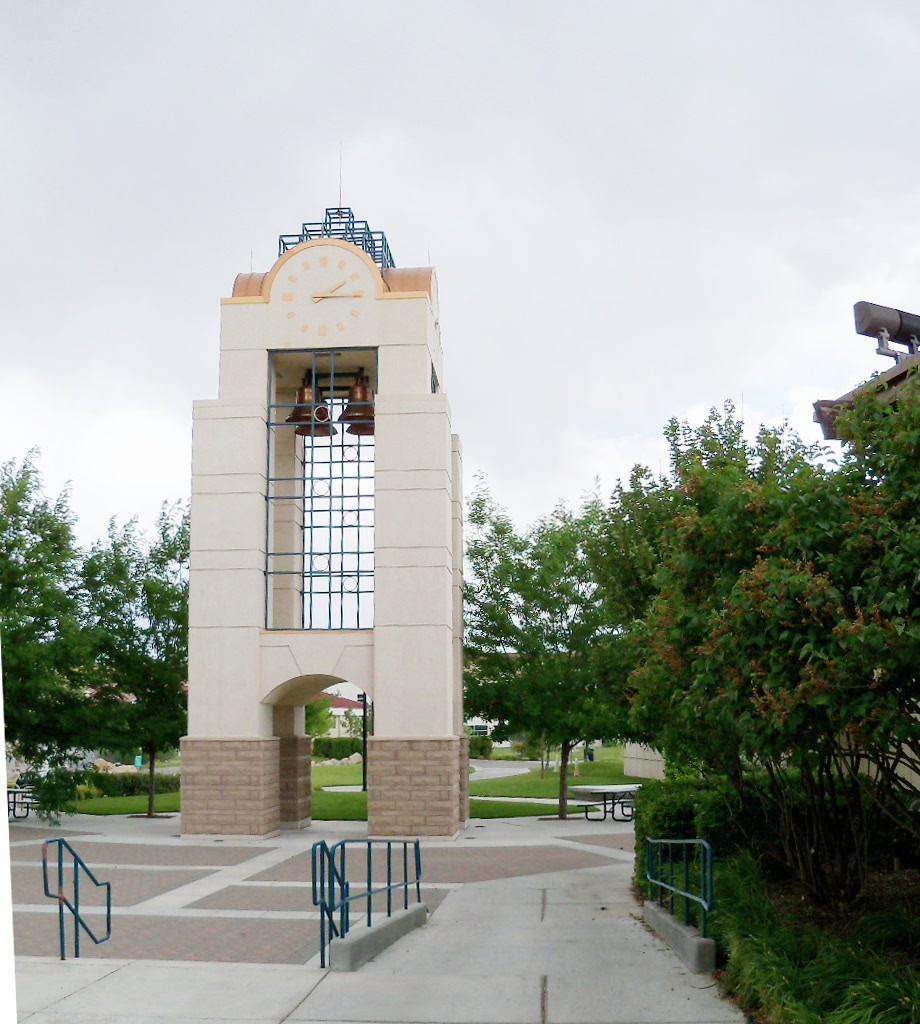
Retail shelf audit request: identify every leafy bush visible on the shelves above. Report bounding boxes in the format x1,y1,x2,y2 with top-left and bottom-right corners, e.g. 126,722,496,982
312,737,362,759
87,771,180,797
19,768,86,818
632,780,698,896
852,910,920,953
469,735,493,759
515,737,544,760
715,854,920,1024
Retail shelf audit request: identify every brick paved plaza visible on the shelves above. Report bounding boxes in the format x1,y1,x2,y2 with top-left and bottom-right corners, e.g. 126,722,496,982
8,813,629,965
9,811,747,1024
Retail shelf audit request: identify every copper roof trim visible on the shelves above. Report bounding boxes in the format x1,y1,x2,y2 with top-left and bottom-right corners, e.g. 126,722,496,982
382,267,434,297
232,272,268,298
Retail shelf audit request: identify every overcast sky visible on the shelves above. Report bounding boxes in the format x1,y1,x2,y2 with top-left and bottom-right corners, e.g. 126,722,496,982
3,0,920,550
6,0,920,1000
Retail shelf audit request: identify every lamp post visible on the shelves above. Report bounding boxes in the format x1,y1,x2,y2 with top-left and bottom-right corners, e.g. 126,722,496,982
360,693,368,792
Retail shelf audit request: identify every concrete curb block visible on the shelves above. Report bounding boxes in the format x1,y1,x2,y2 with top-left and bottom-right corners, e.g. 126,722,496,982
329,903,428,972
643,900,716,973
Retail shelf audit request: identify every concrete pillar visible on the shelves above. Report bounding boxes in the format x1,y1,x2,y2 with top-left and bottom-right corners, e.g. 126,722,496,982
273,706,311,828
269,388,304,630
180,738,280,838
368,737,461,837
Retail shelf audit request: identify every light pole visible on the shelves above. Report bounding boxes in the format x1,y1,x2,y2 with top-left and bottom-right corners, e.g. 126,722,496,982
360,693,368,792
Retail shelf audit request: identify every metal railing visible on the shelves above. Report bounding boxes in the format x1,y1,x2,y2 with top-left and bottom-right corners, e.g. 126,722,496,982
42,838,112,959
646,838,713,937
311,838,422,967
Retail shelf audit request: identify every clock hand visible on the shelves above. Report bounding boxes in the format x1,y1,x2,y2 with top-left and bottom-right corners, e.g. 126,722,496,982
313,291,364,299
311,279,349,302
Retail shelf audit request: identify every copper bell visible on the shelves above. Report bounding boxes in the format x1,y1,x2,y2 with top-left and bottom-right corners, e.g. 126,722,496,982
286,376,337,437
339,373,375,436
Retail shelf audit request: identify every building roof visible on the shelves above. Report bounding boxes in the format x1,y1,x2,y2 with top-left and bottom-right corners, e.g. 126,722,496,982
329,695,363,711
813,353,920,439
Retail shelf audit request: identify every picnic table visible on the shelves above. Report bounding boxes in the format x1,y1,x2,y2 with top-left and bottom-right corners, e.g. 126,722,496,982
569,783,641,822
7,786,38,820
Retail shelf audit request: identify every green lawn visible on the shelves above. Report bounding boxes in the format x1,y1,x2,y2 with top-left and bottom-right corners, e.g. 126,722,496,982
73,793,180,815
70,789,575,820
311,763,363,788
69,756,624,818
470,758,643,800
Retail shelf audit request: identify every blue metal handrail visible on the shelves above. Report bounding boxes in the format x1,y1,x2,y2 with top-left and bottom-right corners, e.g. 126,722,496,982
42,838,112,959
646,838,713,937
311,838,422,967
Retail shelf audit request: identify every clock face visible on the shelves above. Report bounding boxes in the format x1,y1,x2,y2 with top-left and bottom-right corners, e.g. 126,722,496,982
277,246,369,338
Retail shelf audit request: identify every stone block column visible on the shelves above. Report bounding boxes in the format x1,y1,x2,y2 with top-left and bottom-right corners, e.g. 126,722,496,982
181,738,280,837
279,736,312,828
367,737,461,837
458,734,470,826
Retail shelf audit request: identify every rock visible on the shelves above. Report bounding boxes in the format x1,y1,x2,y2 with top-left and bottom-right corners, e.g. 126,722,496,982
347,752,363,764
110,764,138,774
94,758,115,773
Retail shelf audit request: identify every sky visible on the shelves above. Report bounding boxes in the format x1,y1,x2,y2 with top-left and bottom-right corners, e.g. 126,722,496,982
4,1,920,549
4,0,920,1001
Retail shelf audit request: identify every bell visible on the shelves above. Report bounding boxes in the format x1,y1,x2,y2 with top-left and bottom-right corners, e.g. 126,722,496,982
286,378,337,437
339,373,375,436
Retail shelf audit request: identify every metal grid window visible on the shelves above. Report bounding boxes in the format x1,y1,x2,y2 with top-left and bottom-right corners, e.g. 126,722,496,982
266,349,376,630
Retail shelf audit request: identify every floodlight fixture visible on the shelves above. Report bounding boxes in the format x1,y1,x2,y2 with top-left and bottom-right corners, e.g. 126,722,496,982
854,301,920,362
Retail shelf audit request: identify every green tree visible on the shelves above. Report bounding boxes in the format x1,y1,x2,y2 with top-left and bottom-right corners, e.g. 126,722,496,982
0,453,98,773
342,707,365,739
82,504,189,817
464,482,614,817
583,467,678,736
627,406,823,780
628,395,920,902
304,695,333,737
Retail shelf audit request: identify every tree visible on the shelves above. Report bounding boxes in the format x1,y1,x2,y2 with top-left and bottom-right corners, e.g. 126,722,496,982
626,406,825,780
304,695,333,737
464,481,615,817
82,503,189,817
626,396,920,903
0,453,99,772
583,466,679,736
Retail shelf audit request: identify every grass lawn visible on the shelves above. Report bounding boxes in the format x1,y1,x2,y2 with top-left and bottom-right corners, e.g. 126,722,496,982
69,756,623,818
71,793,180,815
311,762,363,788
470,758,643,800
469,799,587,818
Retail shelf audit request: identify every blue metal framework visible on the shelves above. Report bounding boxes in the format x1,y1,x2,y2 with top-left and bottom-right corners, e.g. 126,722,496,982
266,349,376,630
279,207,395,270
311,838,423,968
42,838,112,959
646,838,713,937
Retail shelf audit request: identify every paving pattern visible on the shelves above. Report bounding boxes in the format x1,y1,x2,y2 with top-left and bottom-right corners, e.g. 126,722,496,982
10,864,215,906
9,817,616,966
251,844,614,885
10,812,747,1024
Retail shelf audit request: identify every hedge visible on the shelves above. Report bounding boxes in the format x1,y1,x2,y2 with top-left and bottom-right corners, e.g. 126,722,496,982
312,737,362,759
469,735,493,759
87,771,181,798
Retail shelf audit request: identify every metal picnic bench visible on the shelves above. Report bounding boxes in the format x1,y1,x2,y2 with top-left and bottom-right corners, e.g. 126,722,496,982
7,786,38,820
569,783,641,821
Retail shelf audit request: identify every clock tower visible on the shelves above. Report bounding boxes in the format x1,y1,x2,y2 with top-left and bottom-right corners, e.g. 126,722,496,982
181,208,467,838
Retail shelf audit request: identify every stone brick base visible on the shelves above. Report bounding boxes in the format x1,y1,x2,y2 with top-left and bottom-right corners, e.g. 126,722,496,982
367,737,461,837
181,737,280,837
458,735,470,826
280,735,312,828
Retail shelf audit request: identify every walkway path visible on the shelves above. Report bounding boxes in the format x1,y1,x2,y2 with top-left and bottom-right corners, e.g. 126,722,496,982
10,812,743,1023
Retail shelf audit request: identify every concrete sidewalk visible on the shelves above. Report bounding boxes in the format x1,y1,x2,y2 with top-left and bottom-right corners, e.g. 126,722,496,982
12,814,744,1024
